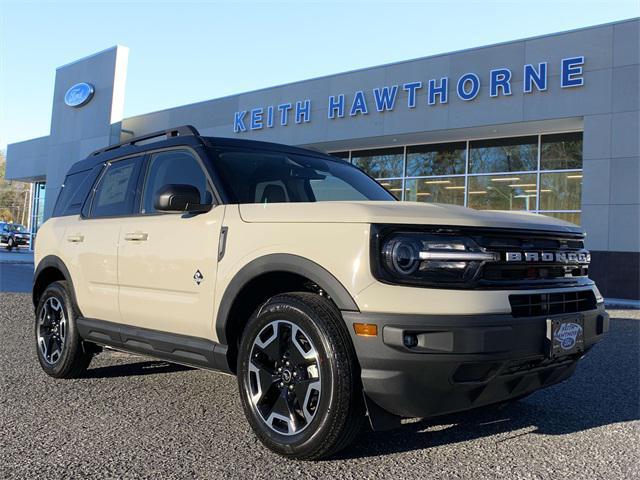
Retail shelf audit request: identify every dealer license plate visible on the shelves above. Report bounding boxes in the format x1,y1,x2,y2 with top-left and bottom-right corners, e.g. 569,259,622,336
546,315,585,358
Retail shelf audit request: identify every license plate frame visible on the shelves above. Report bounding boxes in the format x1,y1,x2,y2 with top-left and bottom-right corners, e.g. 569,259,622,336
546,315,585,358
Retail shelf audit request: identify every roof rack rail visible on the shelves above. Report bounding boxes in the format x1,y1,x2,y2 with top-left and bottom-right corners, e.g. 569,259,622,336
90,125,201,157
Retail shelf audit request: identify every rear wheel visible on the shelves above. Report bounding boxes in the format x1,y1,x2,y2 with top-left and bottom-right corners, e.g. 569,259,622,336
35,281,93,378
237,292,364,460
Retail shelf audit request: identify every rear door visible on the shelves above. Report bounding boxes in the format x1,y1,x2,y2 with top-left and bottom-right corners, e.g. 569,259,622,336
117,148,224,340
61,156,143,323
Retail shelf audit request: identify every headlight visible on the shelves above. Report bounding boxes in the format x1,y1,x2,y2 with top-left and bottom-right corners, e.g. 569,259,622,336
374,230,499,287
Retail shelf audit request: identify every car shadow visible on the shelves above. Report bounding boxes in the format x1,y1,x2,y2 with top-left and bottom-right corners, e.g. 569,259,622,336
337,317,640,460
83,360,193,379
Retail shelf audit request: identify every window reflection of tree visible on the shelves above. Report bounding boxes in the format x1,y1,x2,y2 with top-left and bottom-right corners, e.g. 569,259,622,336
407,148,465,176
541,136,582,169
471,143,537,173
353,153,403,178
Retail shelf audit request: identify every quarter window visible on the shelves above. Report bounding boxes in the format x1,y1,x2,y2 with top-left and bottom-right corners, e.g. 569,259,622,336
91,158,141,218
142,150,212,214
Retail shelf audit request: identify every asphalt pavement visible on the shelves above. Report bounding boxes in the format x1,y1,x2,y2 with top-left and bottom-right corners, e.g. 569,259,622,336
0,292,638,479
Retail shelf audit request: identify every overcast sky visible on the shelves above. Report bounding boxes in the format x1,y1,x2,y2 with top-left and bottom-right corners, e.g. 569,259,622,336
1,0,638,150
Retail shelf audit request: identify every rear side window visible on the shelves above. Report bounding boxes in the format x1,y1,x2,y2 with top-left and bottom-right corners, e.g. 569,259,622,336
53,169,93,217
91,157,141,218
141,150,212,214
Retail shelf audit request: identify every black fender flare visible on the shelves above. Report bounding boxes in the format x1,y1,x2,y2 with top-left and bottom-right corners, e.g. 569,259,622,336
33,255,80,313
215,253,360,345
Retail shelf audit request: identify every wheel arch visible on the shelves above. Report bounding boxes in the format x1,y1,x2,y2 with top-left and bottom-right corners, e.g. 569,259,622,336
33,255,80,313
216,254,359,369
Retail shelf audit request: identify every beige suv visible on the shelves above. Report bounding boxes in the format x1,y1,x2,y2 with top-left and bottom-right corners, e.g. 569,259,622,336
33,126,608,459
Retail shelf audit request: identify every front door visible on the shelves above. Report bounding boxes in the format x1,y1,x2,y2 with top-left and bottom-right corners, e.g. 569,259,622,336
117,148,224,340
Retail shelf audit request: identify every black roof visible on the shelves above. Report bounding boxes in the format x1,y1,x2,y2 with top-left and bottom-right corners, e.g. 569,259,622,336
67,125,334,175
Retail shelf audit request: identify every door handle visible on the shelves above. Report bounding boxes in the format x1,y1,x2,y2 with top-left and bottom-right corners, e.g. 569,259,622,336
66,234,84,243
124,232,148,242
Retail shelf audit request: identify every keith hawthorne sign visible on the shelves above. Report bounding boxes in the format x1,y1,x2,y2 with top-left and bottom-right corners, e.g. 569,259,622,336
233,56,585,133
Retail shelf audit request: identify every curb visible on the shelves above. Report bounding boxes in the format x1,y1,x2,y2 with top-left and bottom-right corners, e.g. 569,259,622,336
605,299,640,310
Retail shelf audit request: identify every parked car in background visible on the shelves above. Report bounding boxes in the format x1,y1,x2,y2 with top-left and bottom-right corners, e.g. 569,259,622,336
0,222,30,251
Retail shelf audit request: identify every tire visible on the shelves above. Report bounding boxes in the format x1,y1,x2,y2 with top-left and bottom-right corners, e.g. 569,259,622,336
6,238,13,251
35,281,93,378
237,292,364,460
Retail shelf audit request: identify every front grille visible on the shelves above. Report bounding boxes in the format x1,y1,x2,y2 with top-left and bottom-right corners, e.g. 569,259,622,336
482,264,588,282
509,289,597,317
472,230,590,288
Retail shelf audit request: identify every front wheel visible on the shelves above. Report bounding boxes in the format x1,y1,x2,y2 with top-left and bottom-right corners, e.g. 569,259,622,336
237,292,364,460
6,238,14,251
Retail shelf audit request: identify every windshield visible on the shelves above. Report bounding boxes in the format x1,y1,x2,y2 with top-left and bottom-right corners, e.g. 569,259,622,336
8,224,26,232
210,148,395,204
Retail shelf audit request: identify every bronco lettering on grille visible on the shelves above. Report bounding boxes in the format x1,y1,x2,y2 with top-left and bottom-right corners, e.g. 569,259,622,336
505,251,590,264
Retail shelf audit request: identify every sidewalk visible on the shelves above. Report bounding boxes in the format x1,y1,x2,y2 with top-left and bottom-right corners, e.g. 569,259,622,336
0,249,34,265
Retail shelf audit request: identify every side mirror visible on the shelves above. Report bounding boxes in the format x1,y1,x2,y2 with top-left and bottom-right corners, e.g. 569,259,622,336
154,184,212,213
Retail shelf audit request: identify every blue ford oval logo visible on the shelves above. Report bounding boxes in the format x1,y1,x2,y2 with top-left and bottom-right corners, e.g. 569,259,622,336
64,82,95,108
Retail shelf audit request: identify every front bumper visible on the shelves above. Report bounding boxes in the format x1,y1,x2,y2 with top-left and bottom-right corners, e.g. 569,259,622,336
343,304,608,419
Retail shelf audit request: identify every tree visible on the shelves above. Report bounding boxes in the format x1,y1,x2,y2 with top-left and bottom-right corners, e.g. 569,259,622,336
0,151,31,225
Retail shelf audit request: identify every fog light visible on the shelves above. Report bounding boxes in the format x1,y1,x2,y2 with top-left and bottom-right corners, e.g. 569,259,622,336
403,334,418,348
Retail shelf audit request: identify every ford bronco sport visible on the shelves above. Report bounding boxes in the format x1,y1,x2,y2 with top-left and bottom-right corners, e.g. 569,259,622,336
33,126,608,459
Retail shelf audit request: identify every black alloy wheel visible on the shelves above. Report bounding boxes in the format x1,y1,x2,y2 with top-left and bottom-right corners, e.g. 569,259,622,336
35,281,93,378
238,292,364,460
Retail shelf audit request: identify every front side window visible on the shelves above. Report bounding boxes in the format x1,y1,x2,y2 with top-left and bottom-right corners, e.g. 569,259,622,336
91,158,141,218
211,149,394,204
142,150,212,214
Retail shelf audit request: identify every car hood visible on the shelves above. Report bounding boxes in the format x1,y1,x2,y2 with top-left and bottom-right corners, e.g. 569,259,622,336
239,201,583,233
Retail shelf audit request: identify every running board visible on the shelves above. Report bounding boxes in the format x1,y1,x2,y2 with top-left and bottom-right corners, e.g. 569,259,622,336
76,317,231,373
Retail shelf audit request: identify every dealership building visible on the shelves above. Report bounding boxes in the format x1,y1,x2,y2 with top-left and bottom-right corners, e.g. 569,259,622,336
5,18,639,300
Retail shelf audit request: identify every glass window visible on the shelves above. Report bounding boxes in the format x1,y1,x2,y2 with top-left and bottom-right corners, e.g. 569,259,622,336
469,136,538,174
539,172,582,211
377,179,404,200
309,176,370,201
211,149,395,204
467,173,538,211
406,142,466,177
541,132,583,170
91,158,140,218
541,212,581,225
351,147,404,178
32,182,46,233
53,171,91,217
405,177,465,205
142,150,211,214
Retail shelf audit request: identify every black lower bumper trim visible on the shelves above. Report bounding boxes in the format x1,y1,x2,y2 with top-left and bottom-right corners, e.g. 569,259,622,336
343,305,608,419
